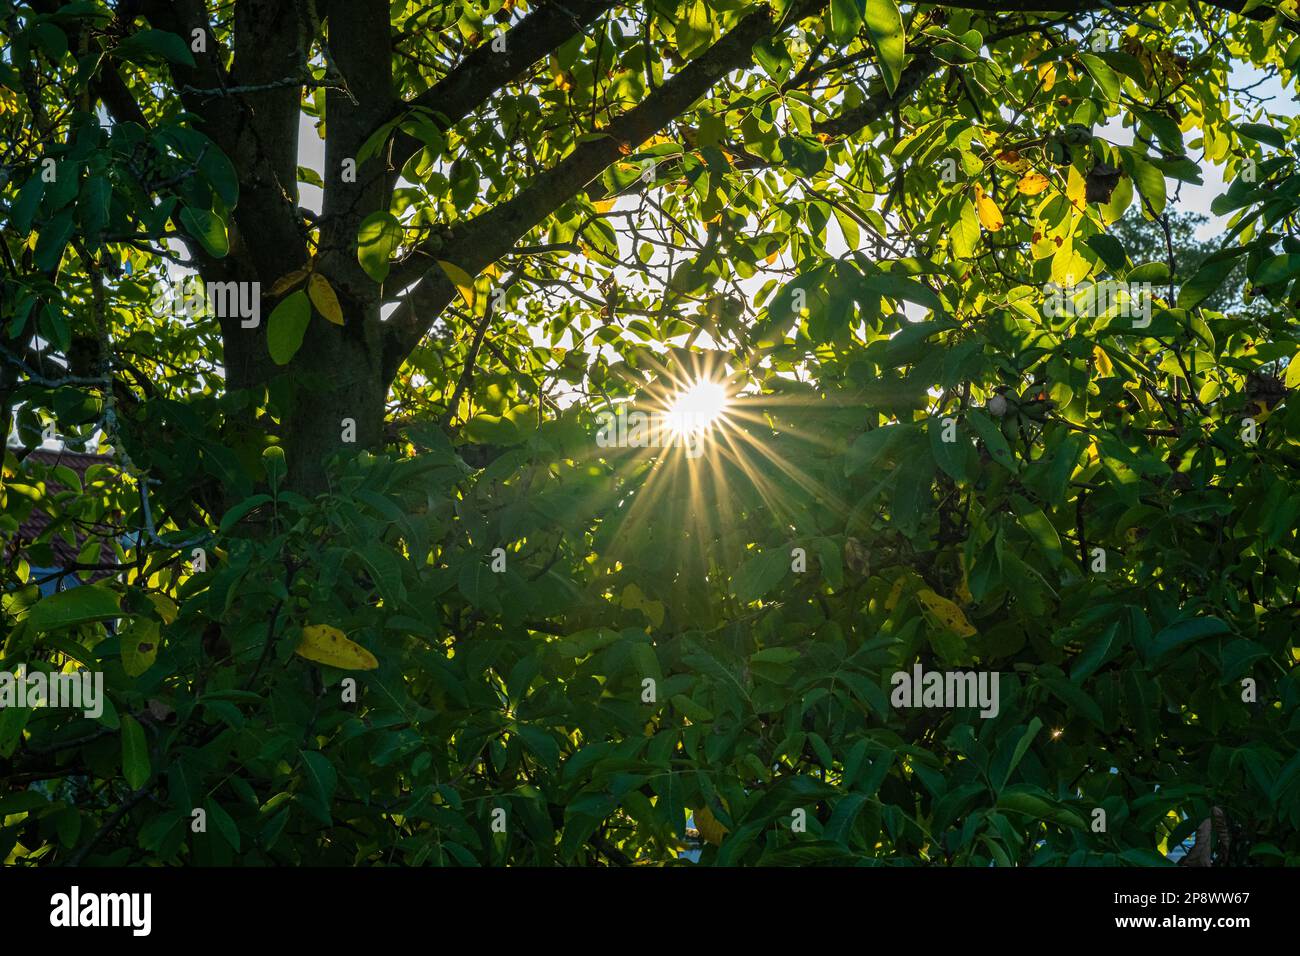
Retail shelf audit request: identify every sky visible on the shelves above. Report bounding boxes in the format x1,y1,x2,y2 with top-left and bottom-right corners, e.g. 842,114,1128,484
1109,62,1298,240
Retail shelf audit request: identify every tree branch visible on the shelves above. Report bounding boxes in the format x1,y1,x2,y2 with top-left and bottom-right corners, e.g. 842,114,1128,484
813,51,940,139
382,0,619,181
380,0,827,377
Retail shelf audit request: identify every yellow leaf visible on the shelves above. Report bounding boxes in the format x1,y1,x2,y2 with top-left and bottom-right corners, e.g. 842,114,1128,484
1066,165,1088,211
1286,351,1300,389
270,267,310,297
1039,62,1056,92
1094,346,1113,377
955,567,973,606
146,593,178,625
308,273,344,326
594,197,617,213
996,149,1030,173
884,575,907,611
693,804,729,846
1016,172,1050,196
974,185,1004,232
295,624,379,670
916,588,977,638
122,620,160,677
621,583,665,628
437,259,477,310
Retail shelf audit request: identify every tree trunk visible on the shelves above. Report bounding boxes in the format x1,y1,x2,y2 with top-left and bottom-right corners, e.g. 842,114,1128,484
278,298,389,496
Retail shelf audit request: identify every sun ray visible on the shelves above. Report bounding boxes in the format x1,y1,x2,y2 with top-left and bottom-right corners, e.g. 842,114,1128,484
664,378,730,438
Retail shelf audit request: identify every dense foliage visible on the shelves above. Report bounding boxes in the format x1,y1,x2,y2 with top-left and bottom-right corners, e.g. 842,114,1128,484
3,0,1300,866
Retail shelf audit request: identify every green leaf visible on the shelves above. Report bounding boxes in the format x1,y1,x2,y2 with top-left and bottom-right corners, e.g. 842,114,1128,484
1072,621,1118,682
200,147,240,208
1127,261,1169,284
864,272,944,314
951,199,980,259
12,176,45,234
930,416,970,482
1236,122,1286,148
1149,616,1230,662
299,750,338,824
33,209,76,272
1124,151,1166,217
825,792,871,846
677,0,713,60
750,646,800,665
831,0,865,44
1079,52,1120,101
458,558,497,608
115,29,196,67
121,715,150,789
218,493,274,534
357,211,402,283
732,549,789,603
79,175,112,236
27,584,121,631
464,411,522,446
997,789,1085,829
1254,254,1300,288
1178,254,1240,309
846,423,904,476
266,290,311,365
1001,717,1042,789
1015,501,1064,569
671,694,714,722
1043,677,1104,727
204,798,241,851
1084,233,1126,271
863,0,906,95
180,206,229,258
968,409,1016,471
752,38,793,81
778,134,827,176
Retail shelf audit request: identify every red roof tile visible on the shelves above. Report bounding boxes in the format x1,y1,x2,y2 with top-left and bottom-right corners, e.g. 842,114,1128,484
6,448,123,577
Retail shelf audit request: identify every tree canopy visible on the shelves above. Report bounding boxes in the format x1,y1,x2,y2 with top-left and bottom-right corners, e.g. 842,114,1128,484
3,0,1300,866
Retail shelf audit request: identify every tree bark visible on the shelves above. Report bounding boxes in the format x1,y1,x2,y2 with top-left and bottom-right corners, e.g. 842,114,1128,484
279,295,389,496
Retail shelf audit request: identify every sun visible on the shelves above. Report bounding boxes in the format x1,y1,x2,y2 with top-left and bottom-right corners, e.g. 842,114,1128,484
664,378,729,437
